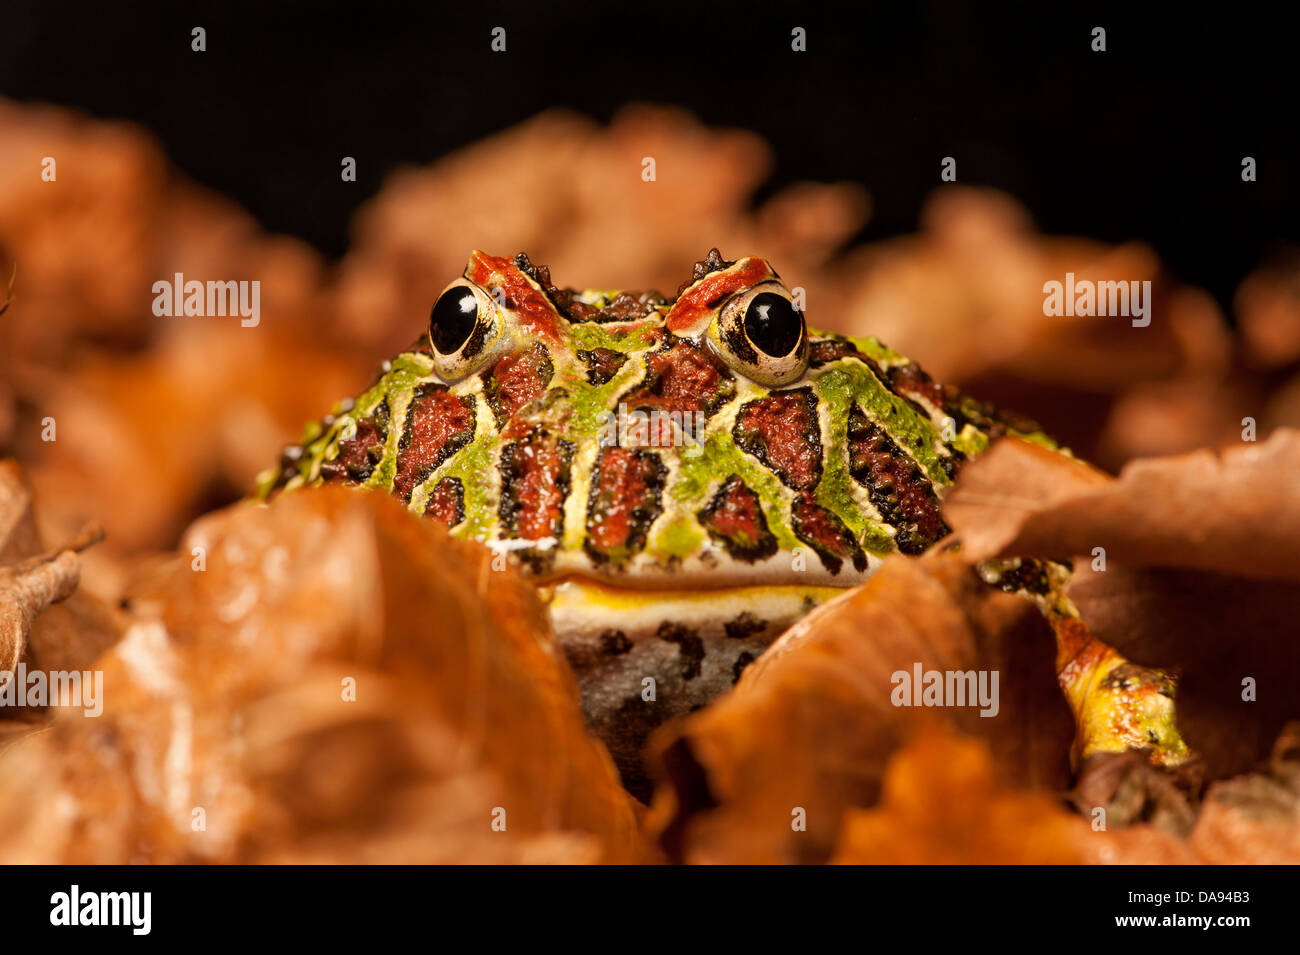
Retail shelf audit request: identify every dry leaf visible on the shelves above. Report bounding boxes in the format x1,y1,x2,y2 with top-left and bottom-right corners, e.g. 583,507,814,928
0,460,121,688
831,728,1093,864
829,727,1300,865
947,430,1300,581
945,430,1300,780
645,554,1074,864
28,326,366,566
0,486,649,863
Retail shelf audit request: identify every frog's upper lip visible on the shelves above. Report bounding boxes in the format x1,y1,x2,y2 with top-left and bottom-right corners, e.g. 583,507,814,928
534,561,870,594
534,544,879,591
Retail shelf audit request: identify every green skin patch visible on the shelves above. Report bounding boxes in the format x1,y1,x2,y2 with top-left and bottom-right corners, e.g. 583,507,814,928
256,257,1192,778
257,281,1056,590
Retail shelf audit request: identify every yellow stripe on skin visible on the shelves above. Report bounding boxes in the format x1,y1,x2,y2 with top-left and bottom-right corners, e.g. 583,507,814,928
541,576,848,644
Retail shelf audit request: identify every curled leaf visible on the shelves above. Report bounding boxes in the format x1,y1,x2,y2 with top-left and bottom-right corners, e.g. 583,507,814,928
947,430,1300,780
0,486,649,863
0,460,117,690
947,430,1300,581
831,728,1093,864
645,554,1074,864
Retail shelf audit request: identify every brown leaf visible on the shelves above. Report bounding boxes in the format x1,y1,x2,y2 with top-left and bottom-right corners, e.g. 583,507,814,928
1068,565,1300,782
1186,723,1300,863
831,728,1093,863
831,728,1206,864
28,326,366,560
947,429,1300,581
645,554,1074,864
946,430,1300,780
0,486,650,863
0,549,80,677
0,460,121,689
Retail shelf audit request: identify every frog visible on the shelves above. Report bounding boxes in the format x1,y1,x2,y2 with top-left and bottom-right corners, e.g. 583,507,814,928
257,248,1188,794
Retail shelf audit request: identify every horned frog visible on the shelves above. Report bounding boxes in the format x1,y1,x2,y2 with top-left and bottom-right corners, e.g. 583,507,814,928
258,249,1188,791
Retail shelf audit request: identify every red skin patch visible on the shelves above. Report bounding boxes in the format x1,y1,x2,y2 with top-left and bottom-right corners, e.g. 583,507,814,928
698,475,778,561
791,494,866,574
483,343,553,425
733,389,822,491
393,388,476,501
622,341,735,416
424,478,464,526
588,448,644,553
887,362,947,411
585,447,664,562
665,257,775,336
465,251,564,346
500,430,573,542
331,416,386,482
847,411,948,554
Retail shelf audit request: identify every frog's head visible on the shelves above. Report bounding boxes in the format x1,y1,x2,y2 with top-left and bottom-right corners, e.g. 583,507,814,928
263,249,1034,597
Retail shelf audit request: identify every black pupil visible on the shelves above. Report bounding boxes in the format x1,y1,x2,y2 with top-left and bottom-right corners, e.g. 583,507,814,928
743,292,802,357
430,286,480,354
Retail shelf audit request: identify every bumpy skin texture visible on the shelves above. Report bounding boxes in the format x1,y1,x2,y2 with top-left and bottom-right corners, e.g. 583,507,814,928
258,249,1058,792
260,250,1053,579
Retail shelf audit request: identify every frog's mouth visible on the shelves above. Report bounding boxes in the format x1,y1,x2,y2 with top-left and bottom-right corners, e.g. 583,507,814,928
538,574,850,646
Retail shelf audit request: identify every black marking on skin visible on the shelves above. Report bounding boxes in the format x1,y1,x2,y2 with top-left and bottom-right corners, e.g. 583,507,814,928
723,612,768,640
731,387,823,492
513,252,549,287
987,558,1054,597
697,475,780,564
322,400,392,485
619,334,737,419
583,448,668,567
657,623,705,681
944,387,1047,445
721,316,759,364
807,339,937,425
395,385,476,503
481,342,555,428
807,335,867,368
599,630,633,656
847,405,948,555
425,476,466,526
515,252,665,323
577,347,628,385
497,427,576,574
732,651,757,684
791,496,869,575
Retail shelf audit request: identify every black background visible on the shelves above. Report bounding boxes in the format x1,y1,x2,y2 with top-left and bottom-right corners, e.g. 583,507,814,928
2,1,1296,311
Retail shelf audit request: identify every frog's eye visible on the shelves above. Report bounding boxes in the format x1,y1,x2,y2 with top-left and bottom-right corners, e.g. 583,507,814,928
709,281,809,386
428,279,500,380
